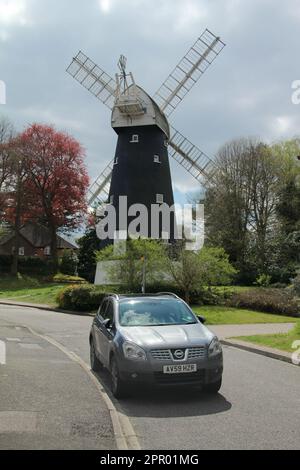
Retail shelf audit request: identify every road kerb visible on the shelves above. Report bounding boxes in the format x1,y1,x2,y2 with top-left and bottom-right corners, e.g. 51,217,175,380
221,339,296,365
0,300,94,317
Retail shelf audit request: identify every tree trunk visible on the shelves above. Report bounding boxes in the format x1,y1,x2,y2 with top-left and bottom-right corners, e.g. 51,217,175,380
50,222,58,273
11,172,22,276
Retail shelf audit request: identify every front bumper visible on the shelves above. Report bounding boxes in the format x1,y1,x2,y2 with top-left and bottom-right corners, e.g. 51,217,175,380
118,354,223,387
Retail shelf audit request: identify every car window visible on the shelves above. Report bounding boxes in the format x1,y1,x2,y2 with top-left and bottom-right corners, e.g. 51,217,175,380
119,299,197,327
98,300,108,320
105,300,114,323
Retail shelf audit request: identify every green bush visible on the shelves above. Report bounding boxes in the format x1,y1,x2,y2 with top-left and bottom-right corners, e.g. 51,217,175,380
0,255,54,275
56,285,109,312
53,273,87,284
270,282,288,289
144,283,227,306
0,255,12,273
292,274,300,296
18,257,54,275
59,250,78,276
255,274,272,288
228,288,299,316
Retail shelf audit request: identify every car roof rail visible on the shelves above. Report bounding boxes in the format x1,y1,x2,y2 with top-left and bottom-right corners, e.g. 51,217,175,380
113,292,180,299
156,292,180,299
106,293,120,300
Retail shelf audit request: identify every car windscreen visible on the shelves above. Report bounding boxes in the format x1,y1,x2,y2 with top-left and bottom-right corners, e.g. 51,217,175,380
118,299,197,327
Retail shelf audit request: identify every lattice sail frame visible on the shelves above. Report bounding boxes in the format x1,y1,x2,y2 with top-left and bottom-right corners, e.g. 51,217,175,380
67,51,116,110
153,29,225,117
87,158,114,206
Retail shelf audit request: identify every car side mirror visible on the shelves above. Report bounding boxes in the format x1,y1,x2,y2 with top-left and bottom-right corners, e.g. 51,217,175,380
197,315,206,324
103,318,111,329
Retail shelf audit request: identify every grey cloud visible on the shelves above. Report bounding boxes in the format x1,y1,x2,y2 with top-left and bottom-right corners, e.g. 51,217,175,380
1,0,300,197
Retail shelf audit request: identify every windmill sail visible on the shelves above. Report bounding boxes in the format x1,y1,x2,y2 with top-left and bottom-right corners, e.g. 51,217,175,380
153,29,225,117
169,126,217,183
66,51,117,109
87,158,114,206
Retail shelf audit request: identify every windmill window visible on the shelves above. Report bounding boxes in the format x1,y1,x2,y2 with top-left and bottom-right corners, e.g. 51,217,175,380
130,134,139,143
18,247,25,256
44,246,51,256
154,155,161,164
114,158,118,165
110,195,114,204
156,194,164,204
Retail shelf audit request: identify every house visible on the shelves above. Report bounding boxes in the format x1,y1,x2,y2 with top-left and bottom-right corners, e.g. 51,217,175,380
0,222,77,258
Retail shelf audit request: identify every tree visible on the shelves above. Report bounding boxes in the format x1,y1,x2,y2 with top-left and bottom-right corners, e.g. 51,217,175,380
201,138,281,282
77,226,103,282
0,118,15,220
60,250,78,276
97,239,166,291
0,119,30,275
16,124,89,272
164,245,236,303
271,141,300,280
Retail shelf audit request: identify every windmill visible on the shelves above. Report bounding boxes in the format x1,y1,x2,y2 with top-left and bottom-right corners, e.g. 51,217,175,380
67,29,225,241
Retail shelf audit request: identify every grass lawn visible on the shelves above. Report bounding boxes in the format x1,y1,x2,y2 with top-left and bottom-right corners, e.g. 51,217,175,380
234,321,300,353
0,277,67,307
192,305,298,325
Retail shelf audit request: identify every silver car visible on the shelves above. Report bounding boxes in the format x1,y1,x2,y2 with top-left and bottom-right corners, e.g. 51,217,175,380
89,293,223,398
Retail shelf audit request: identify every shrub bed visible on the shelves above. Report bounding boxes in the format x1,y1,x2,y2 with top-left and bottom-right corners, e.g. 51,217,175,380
227,288,299,317
56,285,107,312
53,273,87,284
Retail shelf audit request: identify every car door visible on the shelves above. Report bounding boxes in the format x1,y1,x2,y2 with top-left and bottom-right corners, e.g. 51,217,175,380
93,299,108,362
99,300,115,368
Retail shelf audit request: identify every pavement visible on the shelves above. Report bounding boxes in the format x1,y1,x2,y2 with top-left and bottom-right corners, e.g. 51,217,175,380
0,303,299,450
210,322,295,339
0,322,116,450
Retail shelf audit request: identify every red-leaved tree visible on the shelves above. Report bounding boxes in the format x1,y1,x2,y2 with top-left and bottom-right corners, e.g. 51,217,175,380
17,124,89,271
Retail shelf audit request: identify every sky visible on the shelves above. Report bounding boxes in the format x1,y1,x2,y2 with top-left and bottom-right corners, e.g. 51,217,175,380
1,0,300,204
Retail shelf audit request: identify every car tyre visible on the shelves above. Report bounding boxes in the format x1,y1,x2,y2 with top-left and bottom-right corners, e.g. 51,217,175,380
90,338,102,372
110,356,128,399
204,378,222,394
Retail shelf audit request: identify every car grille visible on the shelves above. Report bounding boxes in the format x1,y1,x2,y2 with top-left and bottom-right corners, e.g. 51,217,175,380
154,370,205,385
151,349,172,360
151,347,206,361
187,347,206,359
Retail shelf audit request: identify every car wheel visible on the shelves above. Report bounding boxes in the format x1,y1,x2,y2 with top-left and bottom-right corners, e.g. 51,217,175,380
90,338,102,372
204,378,222,394
110,356,128,399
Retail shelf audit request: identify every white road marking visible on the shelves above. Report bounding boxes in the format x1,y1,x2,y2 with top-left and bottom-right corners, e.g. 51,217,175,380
6,338,20,342
18,343,43,350
24,325,141,451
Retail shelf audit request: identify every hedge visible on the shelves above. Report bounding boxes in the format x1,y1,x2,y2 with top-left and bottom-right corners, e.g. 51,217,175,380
53,273,87,284
0,255,53,275
56,285,108,312
227,288,299,317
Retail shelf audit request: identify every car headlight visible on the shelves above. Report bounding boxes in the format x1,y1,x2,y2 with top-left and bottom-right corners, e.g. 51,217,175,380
123,342,147,361
208,337,222,357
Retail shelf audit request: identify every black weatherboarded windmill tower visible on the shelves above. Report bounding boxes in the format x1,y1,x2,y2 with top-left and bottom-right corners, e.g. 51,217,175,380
67,29,225,242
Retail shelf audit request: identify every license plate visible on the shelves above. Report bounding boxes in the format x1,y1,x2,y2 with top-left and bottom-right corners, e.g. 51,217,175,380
163,364,197,374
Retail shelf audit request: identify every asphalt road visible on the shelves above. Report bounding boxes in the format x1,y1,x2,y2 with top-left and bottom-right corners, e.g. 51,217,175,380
0,305,299,450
